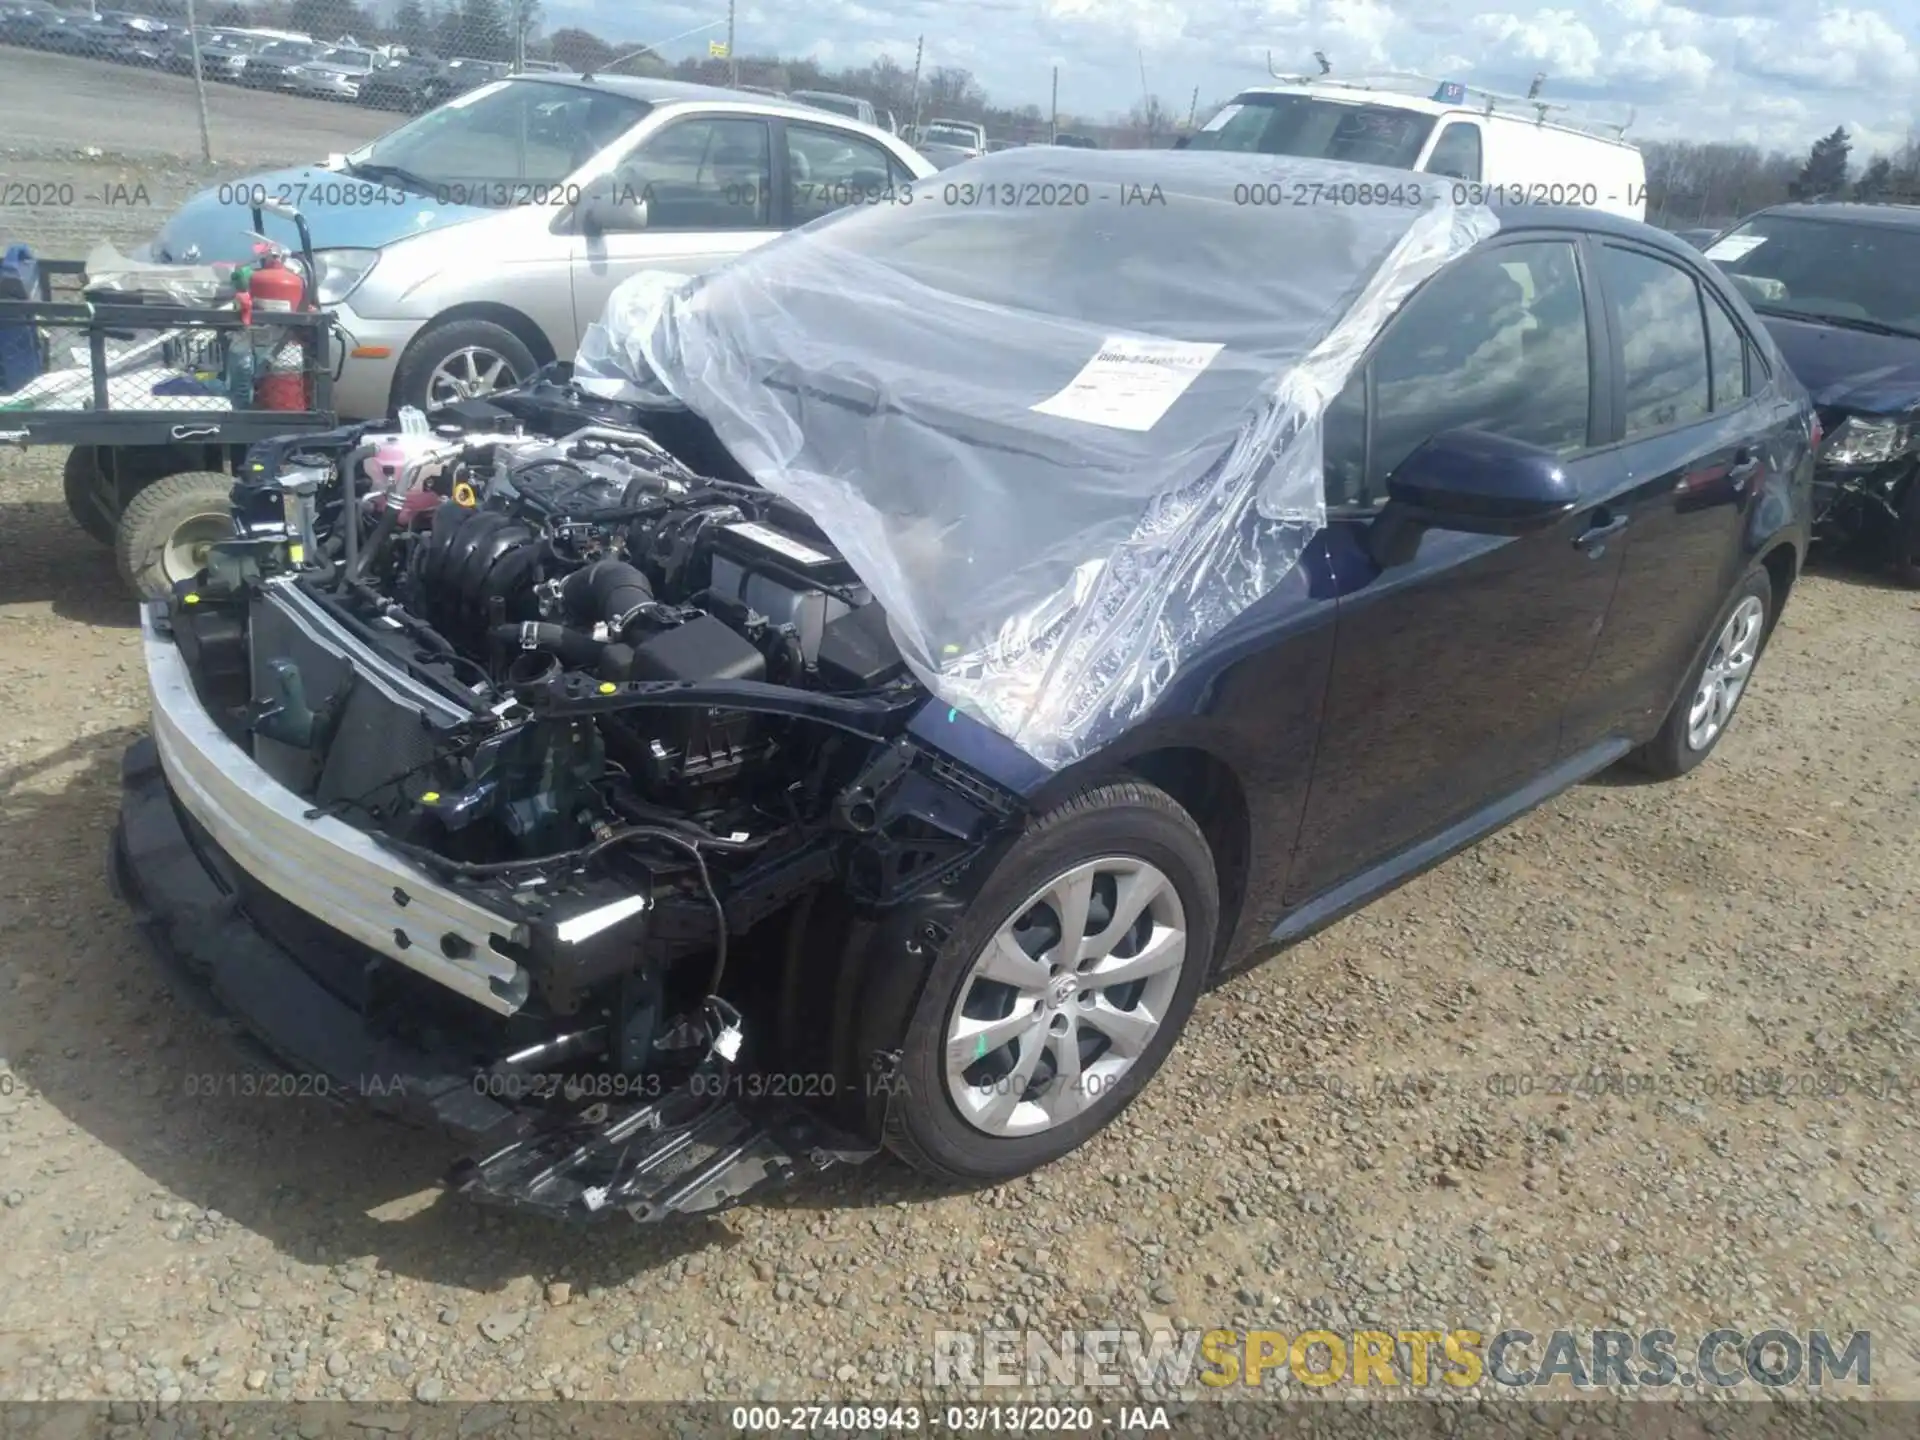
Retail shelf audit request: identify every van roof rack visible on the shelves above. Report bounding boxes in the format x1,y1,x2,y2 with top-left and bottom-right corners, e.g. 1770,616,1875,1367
1261,52,1635,139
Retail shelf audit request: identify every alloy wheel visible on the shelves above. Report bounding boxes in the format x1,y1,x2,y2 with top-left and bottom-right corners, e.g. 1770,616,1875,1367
426,346,518,406
944,856,1189,1138
1686,594,1765,751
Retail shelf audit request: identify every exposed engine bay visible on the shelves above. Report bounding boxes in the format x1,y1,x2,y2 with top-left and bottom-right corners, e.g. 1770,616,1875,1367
143,385,1026,1222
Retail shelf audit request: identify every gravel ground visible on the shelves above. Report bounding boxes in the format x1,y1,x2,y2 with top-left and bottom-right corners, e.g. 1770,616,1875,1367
3,155,1920,1414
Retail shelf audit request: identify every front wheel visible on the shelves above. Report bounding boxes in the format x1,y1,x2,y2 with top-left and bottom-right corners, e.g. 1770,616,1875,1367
393,318,536,415
1630,567,1773,779
1895,474,1920,587
883,780,1218,1184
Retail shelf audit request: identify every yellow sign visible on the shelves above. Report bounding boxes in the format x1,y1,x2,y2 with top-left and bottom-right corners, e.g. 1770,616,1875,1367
708,40,729,57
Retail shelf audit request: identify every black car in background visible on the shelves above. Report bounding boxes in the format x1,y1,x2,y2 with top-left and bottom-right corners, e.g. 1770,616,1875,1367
240,37,318,89
356,50,450,112
1705,202,1920,580
441,55,506,94
165,28,258,81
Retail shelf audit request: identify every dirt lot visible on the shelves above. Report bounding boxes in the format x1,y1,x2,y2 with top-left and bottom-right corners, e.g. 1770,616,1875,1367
3,150,1920,1411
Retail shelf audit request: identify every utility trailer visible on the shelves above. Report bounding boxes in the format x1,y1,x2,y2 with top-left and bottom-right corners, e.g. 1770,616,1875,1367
0,204,337,597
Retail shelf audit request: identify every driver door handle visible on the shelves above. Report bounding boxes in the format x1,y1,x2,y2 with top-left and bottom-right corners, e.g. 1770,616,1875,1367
1573,511,1630,552
1727,447,1761,489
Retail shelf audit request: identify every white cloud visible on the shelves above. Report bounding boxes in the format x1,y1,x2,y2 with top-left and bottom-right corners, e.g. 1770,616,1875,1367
566,0,1920,158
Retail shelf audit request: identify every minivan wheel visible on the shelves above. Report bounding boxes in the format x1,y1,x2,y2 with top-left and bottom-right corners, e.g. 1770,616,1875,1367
394,319,536,414
1630,567,1773,779
883,780,1218,1185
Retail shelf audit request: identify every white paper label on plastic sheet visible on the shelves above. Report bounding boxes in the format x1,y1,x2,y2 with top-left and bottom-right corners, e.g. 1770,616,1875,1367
1031,336,1225,432
724,520,833,566
1705,234,1768,262
1201,104,1242,132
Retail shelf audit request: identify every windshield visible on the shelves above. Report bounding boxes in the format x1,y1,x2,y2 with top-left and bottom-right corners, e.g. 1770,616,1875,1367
257,40,312,59
355,80,650,194
317,47,373,68
1706,215,1920,331
574,148,1489,767
925,125,978,146
1186,94,1436,169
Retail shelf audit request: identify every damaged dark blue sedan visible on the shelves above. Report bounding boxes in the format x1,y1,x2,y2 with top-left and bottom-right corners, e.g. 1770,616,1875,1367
111,151,1815,1221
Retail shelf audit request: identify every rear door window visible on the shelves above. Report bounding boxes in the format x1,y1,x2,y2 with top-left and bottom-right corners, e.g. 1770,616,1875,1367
1703,291,1749,411
1598,246,1711,436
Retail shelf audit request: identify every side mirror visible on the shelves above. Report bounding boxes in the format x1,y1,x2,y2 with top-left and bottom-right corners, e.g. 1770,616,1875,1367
1369,428,1579,567
574,177,649,235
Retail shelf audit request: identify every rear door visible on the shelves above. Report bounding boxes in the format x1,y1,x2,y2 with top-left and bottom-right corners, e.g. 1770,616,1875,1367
1285,232,1627,902
568,111,780,337
1562,241,1781,747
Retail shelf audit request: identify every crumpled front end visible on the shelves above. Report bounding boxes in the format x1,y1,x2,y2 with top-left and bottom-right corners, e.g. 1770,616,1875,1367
114,599,882,1221
105,373,1036,1221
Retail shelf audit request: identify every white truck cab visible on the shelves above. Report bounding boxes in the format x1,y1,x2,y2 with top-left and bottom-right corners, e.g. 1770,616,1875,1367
1188,65,1646,221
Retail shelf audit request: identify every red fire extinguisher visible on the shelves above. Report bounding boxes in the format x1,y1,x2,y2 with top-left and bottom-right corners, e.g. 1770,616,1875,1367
248,243,311,411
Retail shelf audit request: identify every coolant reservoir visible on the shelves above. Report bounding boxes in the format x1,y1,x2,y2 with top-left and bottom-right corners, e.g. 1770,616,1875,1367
363,407,456,493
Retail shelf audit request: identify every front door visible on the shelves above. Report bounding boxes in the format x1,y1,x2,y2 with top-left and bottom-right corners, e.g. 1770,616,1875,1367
1286,234,1625,903
568,113,782,338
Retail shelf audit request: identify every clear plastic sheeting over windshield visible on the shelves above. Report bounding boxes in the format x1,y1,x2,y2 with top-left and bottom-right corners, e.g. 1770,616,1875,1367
575,149,1498,768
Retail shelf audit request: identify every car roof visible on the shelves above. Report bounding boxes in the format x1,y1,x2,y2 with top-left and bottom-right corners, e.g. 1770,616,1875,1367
1490,201,1700,256
1746,201,1920,230
514,72,897,127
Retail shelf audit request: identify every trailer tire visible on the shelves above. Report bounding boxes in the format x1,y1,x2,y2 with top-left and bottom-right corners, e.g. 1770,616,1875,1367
62,447,117,546
115,470,235,600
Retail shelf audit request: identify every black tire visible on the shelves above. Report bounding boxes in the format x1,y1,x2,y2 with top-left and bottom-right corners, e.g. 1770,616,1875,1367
114,470,235,600
1895,475,1920,587
62,446,116,546
1629,567,1774,779
883,780,1219,1185
392,318,537,415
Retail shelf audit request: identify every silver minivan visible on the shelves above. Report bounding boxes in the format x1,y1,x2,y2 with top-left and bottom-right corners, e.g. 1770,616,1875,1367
142,76,934,418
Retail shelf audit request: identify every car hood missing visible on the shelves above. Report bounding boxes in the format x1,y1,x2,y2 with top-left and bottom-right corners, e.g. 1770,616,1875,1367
575,149,1497,768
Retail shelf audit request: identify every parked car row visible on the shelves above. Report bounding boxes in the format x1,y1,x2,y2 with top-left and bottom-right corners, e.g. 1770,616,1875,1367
0,9,531,114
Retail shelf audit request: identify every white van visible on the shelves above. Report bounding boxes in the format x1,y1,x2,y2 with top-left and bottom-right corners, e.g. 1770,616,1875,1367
1186,70,1646,222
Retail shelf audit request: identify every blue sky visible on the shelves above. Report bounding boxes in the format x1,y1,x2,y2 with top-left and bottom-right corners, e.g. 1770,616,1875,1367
537,0,1920,158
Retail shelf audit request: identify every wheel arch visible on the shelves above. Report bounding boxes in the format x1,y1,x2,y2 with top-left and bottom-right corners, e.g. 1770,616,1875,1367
1758,539,1798,640
386,303,558,411
1118,746,1252,975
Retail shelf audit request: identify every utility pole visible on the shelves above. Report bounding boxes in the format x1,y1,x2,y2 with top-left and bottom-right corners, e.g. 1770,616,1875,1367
726,0,737,86
1050,64,1058,143
908,34,924,137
